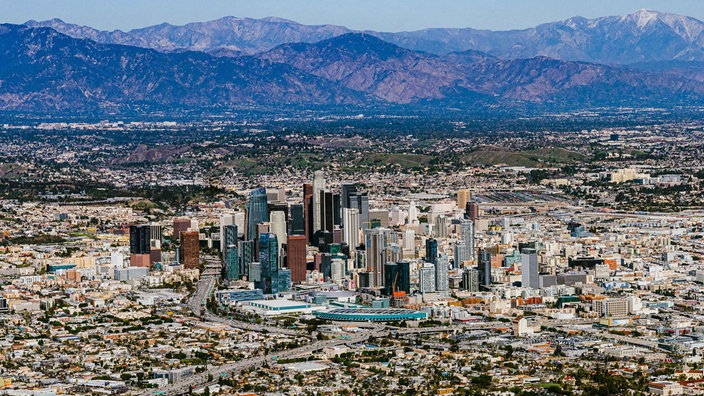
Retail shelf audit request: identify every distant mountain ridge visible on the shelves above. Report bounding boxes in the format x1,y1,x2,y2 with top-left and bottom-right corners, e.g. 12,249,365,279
25,9,704,64
0,24,702,115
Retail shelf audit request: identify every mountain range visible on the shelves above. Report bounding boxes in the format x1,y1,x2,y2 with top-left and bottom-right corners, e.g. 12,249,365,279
5,10,704,115
26,9,704,64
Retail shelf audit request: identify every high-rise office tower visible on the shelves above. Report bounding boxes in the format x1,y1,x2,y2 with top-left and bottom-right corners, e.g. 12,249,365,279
341,183,357,210
249,262,261,283
408,201,418,224
419,264,436,293
130,225,150,255
320,253,332,281
239,240,255,279
269,211,288,250
460,219,476,262
246,187,268,241
223,244,239,281
425,238,438,264
287,235,307,284
436,254,449,292
312,171,326,233
290,204,305,236
172,217,191,242
222,224,238,270
383,262,398,296
303,183,314,243
521,250,539,289
364,227,394,288
320,191,336,233
434,215,447,238
342,208,360,251
259,233,279,294
457,189,471,212
343,185,370,230
219,214,235,258
180,231,199,269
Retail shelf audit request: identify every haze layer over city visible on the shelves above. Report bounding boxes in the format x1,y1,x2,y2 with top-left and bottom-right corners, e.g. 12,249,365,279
3,2,704,396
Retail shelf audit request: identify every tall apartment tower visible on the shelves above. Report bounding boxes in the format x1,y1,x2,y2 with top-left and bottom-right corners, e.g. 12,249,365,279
419,263,436,293
435,253,450,293
460,219,476,262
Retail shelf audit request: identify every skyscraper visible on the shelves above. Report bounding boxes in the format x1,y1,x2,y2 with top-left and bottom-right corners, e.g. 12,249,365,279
419,263,436,293
259,233,279,294
320,191,336,233
239,240,255,279
287,235,307,284
454,241,468,266
312,171,326,233
425,238,438,264
269,211,288,250
462,268,479,292
434,215,447,238
219,214,235,259
478,248,491,287
457,189,471,212
172,217,191,242
408,201,418,224
247,187,268,241
436,254,449,292
222,224,238,274
303,183,314,243
180,231,199,269
402,229,415,251
364,227,394,288
467,201,480,221
223,244,239,281
342,208,360,251
290,203,305,235
460,219,476,262
384,260,410,296
129,225,150,255
521,250,539,289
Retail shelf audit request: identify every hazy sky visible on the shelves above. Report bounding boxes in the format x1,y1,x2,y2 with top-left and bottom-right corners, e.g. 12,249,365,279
3,0,704,32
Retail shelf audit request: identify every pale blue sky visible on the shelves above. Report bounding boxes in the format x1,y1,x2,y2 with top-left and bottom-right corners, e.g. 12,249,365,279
3,0,704,32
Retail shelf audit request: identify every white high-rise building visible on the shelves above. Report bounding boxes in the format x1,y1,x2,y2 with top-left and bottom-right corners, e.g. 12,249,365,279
419,263,436,293
402,229,415,251
312,170,326,233
269,211,288,251
408,200,418,224
342,208,360,251
435,254,449,292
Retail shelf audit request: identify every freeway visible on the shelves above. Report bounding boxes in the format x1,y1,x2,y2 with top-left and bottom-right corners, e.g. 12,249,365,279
136,329,386,396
